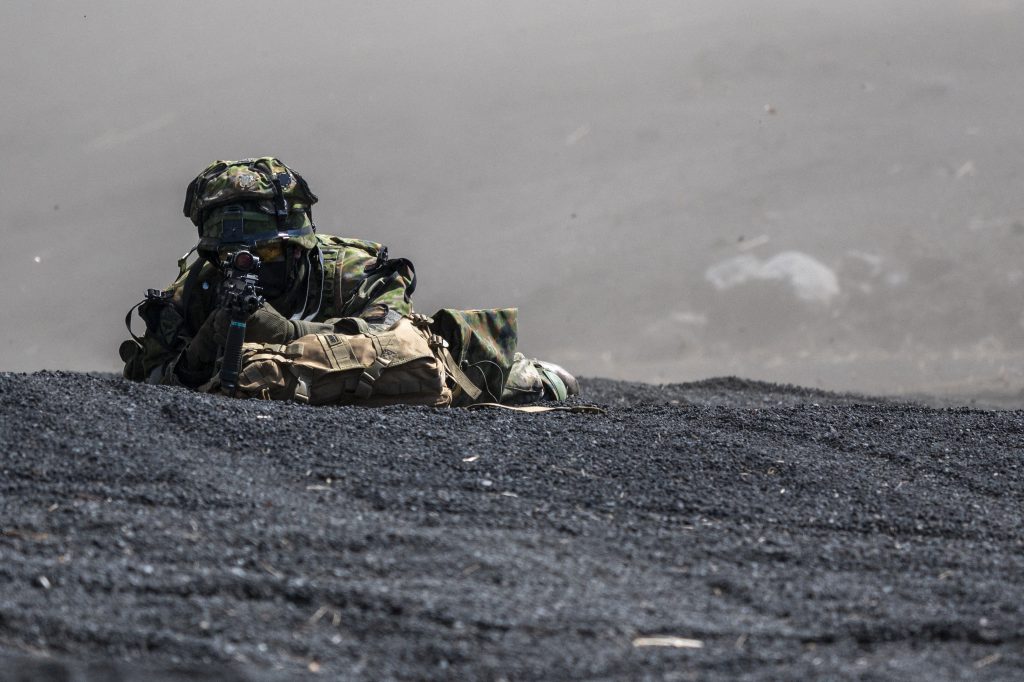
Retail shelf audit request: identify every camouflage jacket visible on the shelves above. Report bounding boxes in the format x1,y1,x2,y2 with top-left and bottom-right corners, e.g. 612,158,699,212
121,234,518,401
122,235,414,384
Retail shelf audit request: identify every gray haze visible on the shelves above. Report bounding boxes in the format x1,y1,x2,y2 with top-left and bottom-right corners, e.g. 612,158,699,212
4,1,1024,399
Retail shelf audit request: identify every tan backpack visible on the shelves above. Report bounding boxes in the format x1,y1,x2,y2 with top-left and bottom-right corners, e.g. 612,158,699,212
222,314,481,407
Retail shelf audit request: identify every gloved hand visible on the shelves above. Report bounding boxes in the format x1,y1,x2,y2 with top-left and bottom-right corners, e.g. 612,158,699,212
244,306,332,344
185,308,230,367
175,308,230,387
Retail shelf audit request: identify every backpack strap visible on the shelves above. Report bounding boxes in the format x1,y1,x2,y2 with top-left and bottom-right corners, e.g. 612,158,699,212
178,256,209,337
406,314,482,402
320,245,340,314
354,355,391,399
341,277,388,318
351,325,391,399
123,300,147,346
438,344,483,402
334,316,370,335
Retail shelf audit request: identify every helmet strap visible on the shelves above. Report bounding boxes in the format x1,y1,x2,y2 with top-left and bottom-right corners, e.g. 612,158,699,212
254,159,290,230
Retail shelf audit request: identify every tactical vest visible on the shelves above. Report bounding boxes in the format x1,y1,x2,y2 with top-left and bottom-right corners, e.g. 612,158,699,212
121,234,415,383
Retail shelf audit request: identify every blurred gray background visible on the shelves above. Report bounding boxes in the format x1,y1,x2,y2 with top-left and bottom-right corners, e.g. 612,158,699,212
4,0,1024,399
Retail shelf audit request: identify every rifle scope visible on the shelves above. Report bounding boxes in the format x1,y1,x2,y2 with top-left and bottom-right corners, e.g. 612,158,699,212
219,250,264,396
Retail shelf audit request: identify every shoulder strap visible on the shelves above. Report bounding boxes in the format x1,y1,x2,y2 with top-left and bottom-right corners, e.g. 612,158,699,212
123,300,147,346
319,244,340,315
406,314,482,402
179,257,209,336
438,345,483,402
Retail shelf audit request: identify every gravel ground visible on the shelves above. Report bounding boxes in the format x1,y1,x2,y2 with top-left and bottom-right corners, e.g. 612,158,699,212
1,372,1022,681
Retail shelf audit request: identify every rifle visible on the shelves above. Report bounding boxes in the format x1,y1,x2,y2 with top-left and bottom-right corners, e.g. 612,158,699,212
217,250,265,396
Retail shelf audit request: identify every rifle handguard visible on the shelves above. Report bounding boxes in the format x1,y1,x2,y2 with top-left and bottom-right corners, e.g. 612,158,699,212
217,250,264,396
219,316,248,396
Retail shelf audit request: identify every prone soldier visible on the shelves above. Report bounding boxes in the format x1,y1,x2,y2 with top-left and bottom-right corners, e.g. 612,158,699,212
120,157,577,405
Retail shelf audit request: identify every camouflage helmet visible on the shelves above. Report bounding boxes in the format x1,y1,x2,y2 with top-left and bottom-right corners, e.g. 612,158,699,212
183,157,319,257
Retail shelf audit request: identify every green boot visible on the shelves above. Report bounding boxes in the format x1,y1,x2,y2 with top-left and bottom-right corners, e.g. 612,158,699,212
501,352,580,403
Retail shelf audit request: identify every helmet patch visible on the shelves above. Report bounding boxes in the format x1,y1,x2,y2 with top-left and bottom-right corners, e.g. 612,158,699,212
235,173,258,191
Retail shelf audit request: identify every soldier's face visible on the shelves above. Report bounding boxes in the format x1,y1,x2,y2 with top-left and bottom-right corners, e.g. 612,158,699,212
259,259,289,297
259,241,306,298
219,239,292,296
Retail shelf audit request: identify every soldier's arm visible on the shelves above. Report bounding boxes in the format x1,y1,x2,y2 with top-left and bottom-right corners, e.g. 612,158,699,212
120,260,219,386
236,250,417,344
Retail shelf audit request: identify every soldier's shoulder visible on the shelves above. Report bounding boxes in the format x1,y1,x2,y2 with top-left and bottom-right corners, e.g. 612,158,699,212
164,257,218,292
315,233,385,256
161,258,219,307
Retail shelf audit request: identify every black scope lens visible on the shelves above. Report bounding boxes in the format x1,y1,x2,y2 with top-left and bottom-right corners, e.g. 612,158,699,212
232,251,256,271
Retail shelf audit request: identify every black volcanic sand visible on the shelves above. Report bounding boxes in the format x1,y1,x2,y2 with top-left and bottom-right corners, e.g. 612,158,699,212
1,372,1022,681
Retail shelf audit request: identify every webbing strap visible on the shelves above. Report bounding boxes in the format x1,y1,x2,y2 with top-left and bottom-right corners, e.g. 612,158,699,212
176,245,198,279
411,316,483,402
354,356,391,399
179,257,207,336
240,358,273,387
254,159,289,230
320,247,339,313
537,365,568,401
333,316,370,335
246,346,290,361
123,300,146,345
466,403,606,415
294,370,313,404
440,346,482,402
342,277,387,318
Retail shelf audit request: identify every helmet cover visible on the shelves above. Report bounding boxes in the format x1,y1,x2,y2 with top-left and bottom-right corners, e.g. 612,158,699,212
183,157,320,255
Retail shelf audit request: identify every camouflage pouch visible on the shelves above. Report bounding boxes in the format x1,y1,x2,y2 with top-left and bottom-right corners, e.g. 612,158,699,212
227,316,478,407
429,308,519,405
317,235,417,319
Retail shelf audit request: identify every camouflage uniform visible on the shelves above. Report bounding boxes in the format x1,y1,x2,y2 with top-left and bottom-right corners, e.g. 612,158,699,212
121,157,572,404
